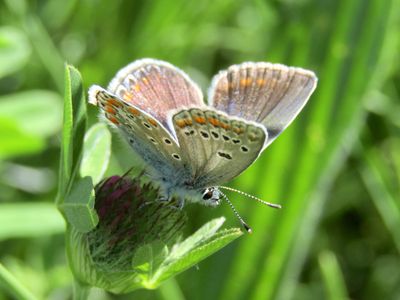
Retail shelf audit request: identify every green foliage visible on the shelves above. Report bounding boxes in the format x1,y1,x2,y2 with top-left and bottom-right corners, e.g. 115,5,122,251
0,202,64,240
149,219,242,286
0,90,62,158
62,176,98,233
80,123,111,185
0,0,399,299
0,26,31,78
58,64,87,200
67,217,241,294
318,250,348,300
0,263,38,300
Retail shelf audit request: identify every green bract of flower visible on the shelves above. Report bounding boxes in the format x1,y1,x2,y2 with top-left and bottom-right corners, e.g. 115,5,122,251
65,175,241,293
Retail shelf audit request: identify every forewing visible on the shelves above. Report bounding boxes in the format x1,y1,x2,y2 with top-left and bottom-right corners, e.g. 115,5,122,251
171,108,266,187
89,85,184,178
209,62,317,148
107,58,204,128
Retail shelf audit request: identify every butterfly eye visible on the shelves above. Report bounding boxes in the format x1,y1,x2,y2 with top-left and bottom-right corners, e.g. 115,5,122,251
202,189,214,200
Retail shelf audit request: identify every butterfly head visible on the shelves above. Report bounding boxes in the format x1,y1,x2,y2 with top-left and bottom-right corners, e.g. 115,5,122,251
201,187,221,207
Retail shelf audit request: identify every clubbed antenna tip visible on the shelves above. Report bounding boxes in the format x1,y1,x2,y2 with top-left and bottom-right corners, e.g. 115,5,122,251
242,222,253,234
270,203,282,209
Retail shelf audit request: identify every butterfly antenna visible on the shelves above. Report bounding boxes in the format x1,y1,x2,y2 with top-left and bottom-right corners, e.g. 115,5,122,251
219,186,282,209
220,191,252,234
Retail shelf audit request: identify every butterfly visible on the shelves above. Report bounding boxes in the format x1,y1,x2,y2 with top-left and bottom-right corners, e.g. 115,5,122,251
89,58,317,210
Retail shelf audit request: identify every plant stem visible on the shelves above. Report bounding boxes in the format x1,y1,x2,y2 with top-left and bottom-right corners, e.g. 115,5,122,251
73,280,91,300
0,263,38,300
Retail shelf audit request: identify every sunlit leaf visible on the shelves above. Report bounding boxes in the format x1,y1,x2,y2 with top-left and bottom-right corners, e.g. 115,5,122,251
0,90,63,137
0,118,44,159
0,26,31,78
318,250,349,300
58,64,87,201
152,227,242,285
0,203,65,240
80,123,111,185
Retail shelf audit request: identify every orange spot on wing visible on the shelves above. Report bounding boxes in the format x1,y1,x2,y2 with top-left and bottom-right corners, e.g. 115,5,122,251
133,84,141,92
107,115,120,125
256,78,266,86
142,77,149,84
240,78,252,87
147,118,158,127
105,105,116,115
128,107,141,116
220,122,230,130
107,98,123,108
194,116,206,124
208,117,220,127
176,119,186,128
185,119,193,126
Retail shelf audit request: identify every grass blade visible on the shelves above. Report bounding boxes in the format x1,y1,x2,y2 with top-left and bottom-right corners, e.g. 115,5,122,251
318,251,349,300
0,263,38,300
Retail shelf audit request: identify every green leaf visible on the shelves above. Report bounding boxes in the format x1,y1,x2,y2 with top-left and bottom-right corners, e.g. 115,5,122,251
2,1,65,91
0,26,31,78
0,90,63,137
80,123,111,185
154,228,242,286
361,145,400,253
0,263,38,300
0,90,62,159
0,203,65,240
149,218,242,287
0,118,44,159
131,241,169,282
61,176,98,233
318,251,349,300
163,217,226,261
58,64,87,202
66,217,241,294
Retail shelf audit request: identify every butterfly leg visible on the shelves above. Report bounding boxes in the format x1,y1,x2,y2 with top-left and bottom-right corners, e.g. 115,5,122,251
158,193,185,208
165,197,185,210
158,194,171,202
176,197,185,209
157,185,172,202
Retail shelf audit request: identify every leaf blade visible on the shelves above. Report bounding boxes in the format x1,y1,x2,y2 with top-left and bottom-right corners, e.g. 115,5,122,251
80,123,111,185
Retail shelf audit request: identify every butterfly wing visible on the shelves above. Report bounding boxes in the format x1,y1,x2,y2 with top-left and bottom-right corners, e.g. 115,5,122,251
107,58,204,128
208,62,317,148
89,85,186,179
171,107,266,187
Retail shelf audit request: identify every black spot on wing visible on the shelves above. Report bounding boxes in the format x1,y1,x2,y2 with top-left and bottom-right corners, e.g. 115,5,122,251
217,151,232,160
200,131,209,139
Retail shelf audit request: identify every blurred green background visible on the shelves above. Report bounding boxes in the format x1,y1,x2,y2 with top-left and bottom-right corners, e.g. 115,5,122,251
1,0,399,299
